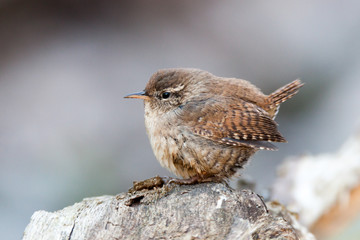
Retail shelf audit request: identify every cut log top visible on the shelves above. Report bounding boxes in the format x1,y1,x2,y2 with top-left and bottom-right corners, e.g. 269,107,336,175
23,183,315,240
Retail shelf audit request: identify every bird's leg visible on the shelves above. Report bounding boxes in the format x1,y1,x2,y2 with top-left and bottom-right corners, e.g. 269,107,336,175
166,175,225,185
166,175,201,185
129,175,166,192
129,175,225,192
128,175,192,192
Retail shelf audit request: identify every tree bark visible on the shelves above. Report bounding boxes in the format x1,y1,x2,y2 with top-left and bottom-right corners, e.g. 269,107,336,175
23,182,315,240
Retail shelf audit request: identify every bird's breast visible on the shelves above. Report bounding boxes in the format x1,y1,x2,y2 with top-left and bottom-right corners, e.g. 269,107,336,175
144,104,184,176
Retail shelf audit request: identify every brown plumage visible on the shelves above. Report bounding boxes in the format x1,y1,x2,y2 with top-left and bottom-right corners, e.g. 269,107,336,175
125,68,303,182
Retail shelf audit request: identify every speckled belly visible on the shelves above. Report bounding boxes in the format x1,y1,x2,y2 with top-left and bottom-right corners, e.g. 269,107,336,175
146,118,255,179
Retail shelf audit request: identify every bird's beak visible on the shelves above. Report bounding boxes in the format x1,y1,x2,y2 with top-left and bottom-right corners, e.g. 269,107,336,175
124,91,150,100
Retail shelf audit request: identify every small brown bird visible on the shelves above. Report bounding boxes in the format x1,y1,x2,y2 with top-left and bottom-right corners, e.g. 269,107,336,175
125,68,303,184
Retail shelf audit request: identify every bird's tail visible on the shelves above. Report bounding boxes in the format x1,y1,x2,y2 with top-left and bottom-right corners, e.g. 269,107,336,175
265,79,304,118
268,79,304,106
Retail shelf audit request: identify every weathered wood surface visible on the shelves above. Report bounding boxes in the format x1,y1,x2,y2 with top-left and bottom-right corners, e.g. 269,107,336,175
23,183,315,240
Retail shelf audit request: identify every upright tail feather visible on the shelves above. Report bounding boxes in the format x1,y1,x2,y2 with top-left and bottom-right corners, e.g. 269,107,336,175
268,79,304,107
265,79,304,118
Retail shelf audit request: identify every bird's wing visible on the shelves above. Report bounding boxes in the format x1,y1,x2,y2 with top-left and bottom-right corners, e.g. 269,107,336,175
179,97,286,150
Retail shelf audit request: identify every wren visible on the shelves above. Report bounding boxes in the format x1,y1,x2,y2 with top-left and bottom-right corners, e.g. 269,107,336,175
125,68,303,185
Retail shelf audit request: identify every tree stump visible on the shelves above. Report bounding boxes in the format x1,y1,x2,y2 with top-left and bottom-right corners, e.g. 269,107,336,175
23,182,315,240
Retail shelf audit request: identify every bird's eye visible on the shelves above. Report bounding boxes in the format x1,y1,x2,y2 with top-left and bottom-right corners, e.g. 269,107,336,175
161,92,171,99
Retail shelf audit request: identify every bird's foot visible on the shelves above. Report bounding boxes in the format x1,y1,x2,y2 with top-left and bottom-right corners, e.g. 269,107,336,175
129,175,225,192
166,175,200,185
166,175,226,185
128,175,195,192
128,175,166,192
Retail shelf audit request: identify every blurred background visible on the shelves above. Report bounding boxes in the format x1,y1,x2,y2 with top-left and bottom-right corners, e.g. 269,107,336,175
1,0,360,239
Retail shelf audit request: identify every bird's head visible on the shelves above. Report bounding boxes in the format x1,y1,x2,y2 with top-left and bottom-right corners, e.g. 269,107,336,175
125,68,209,113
